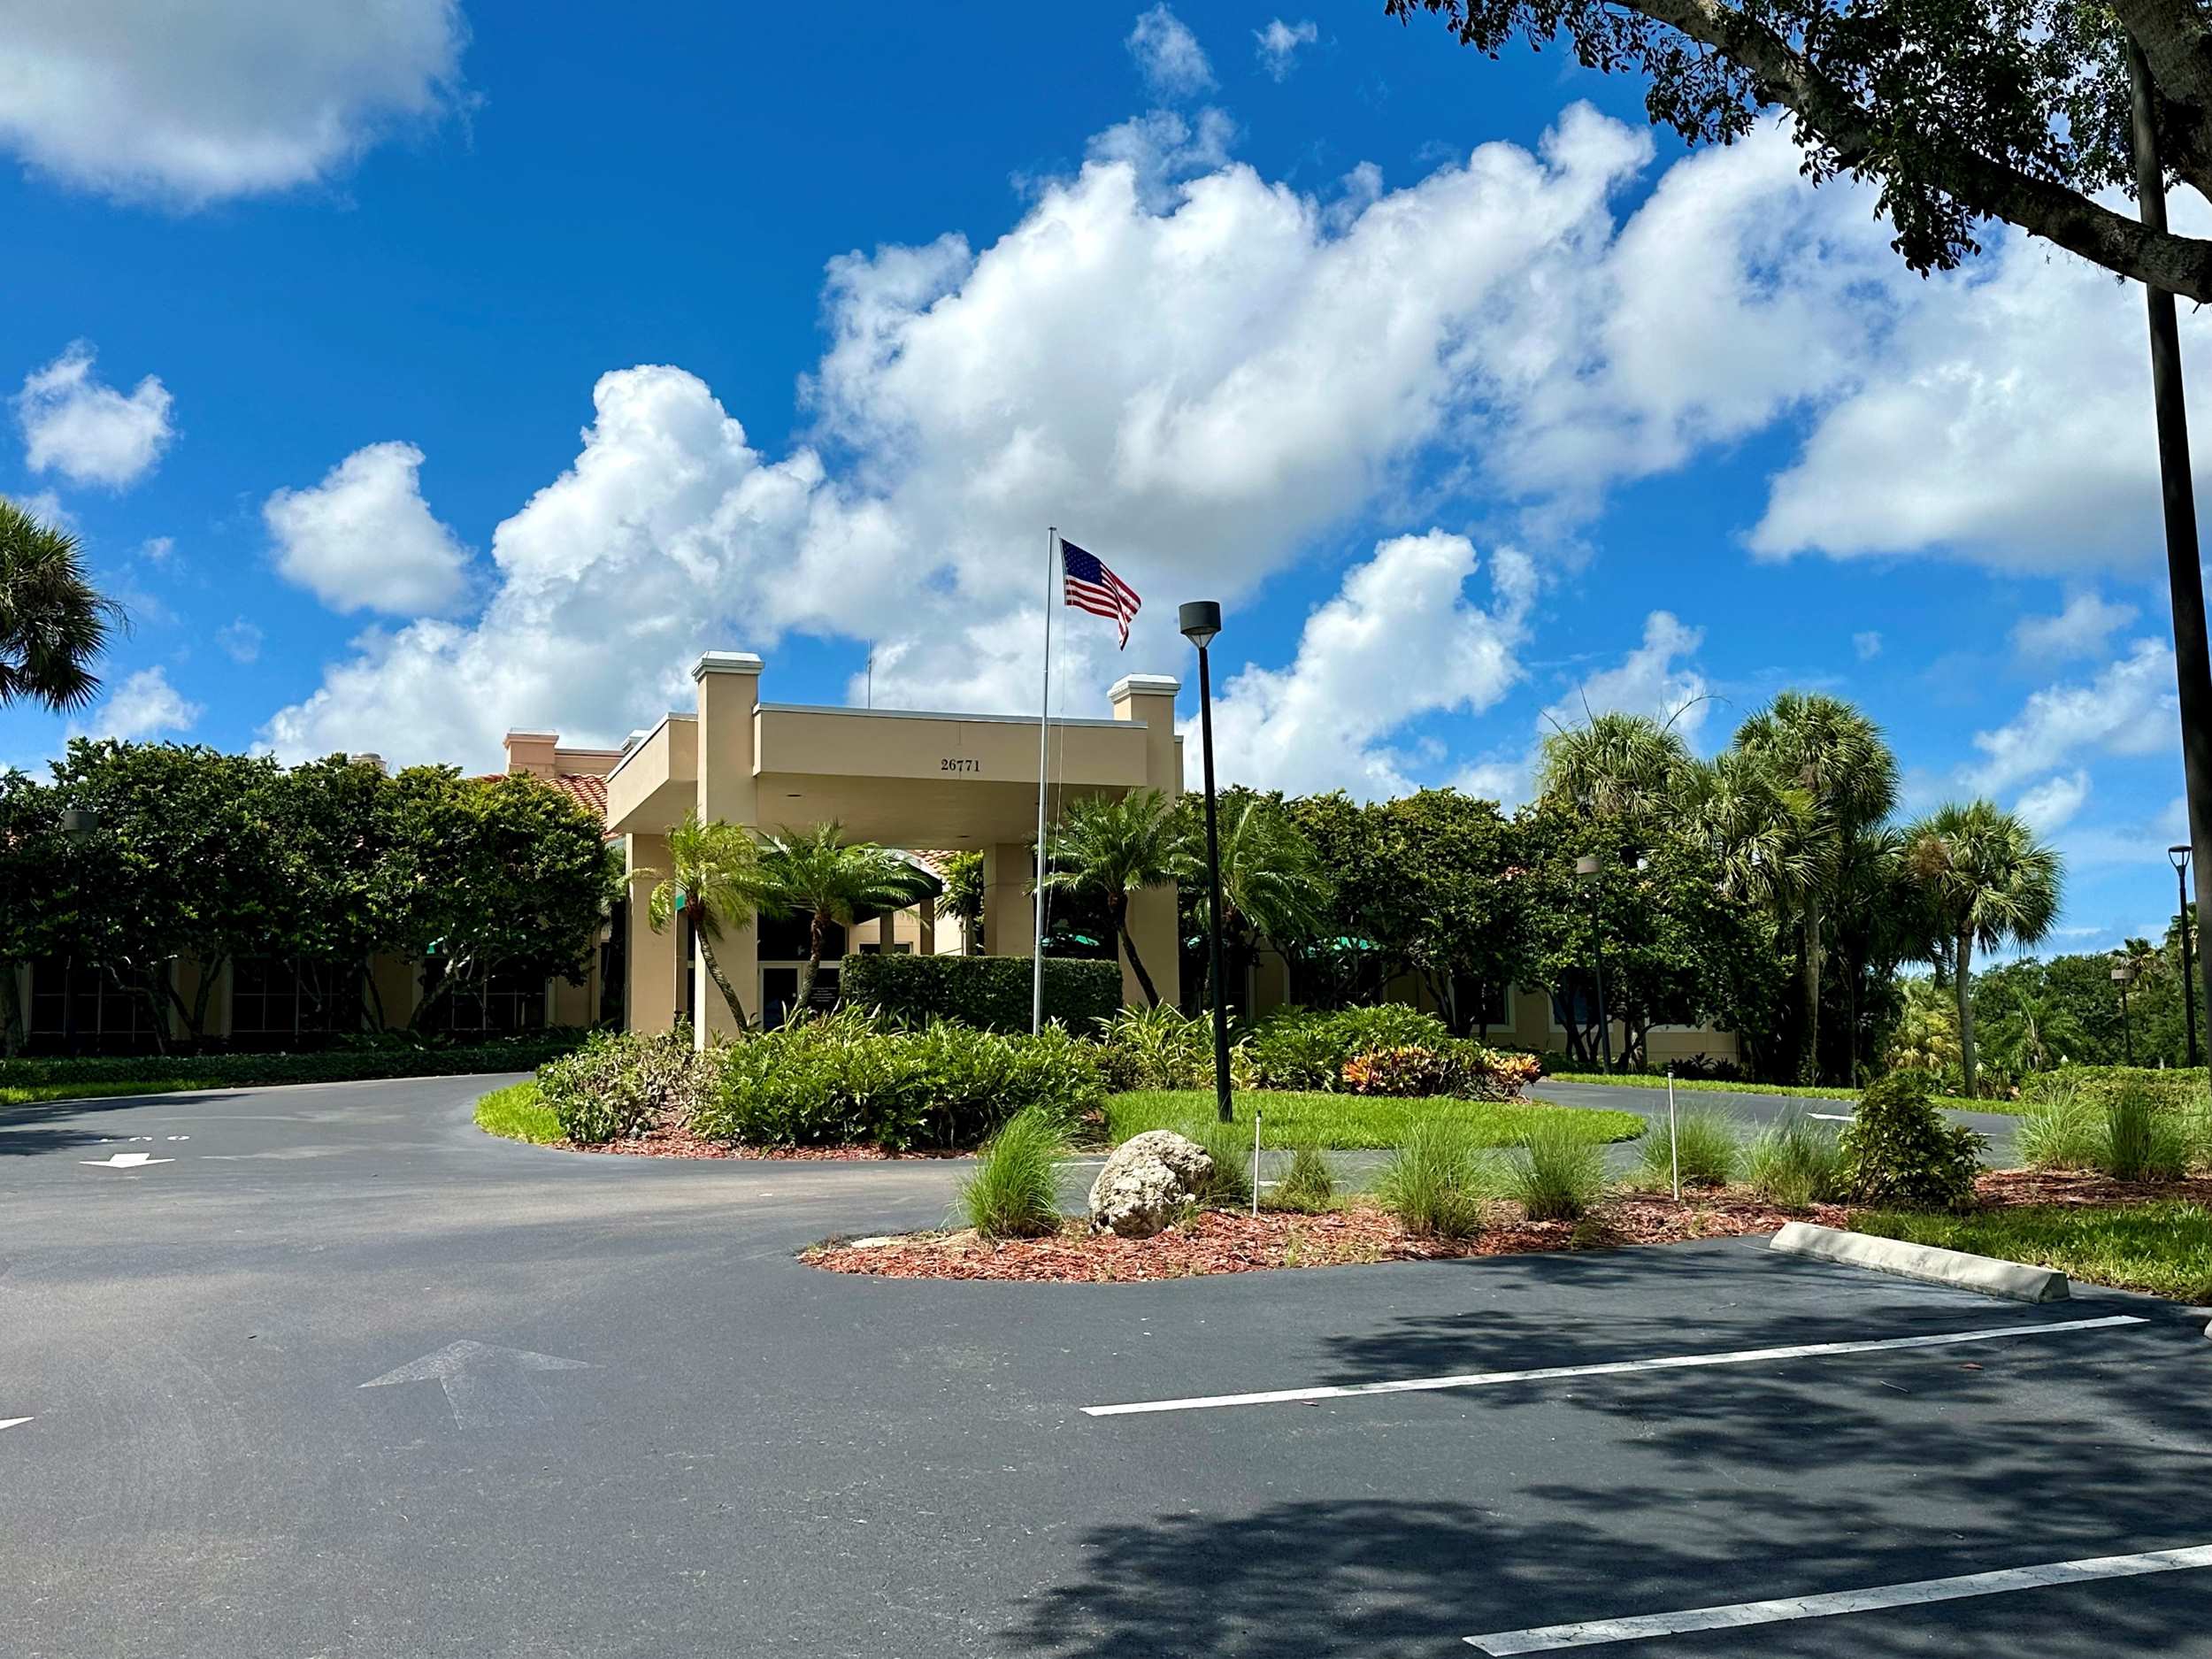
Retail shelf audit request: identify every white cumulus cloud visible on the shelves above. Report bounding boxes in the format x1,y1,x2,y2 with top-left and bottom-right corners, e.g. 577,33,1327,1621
1204,531,1535,798
264,442,472,617
17,342,174,488
2015,770,2092,835
0,0,469,206
1255,19,1318,80
83,666,201,741
1967,638,2178,794
1126,6,1215,97
2014,592,2140,662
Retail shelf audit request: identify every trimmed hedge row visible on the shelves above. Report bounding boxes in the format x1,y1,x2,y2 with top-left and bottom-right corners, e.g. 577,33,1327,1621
2020,1065,2208,1113
1,1031,590,1091
838,952,1122,1034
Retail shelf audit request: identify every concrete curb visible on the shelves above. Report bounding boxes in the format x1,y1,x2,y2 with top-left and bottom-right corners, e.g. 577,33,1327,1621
1770,1221,2070,1303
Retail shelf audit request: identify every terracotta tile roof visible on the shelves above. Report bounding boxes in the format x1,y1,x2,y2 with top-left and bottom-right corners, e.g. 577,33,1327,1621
479,771,610,824
905,849,962,880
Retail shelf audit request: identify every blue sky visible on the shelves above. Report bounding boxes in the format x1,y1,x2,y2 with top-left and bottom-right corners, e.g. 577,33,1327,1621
0,1,2198,952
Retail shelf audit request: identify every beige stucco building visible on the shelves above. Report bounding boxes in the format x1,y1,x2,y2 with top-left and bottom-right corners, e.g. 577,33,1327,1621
602,651,1183,1043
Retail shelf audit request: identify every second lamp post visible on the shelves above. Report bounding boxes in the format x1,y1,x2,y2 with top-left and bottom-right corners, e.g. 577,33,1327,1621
1179,600,1235,1126
1574,853,1614,1073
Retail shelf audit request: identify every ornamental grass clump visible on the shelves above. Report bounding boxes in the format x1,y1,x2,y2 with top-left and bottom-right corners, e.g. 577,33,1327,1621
1377,1118,1485,1240
1743,1112,1846,1209
2104,1081,2188,1182
1270,1141,1336,1212
957,1108,1065,1239
2016,1084,2104,1172
1189,1118,1255,1208
1509,1114,1609,1221
1633,1106,1740,1190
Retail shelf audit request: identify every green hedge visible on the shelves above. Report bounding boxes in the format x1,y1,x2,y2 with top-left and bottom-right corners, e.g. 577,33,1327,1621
837,952,1123,1033
0,1031,589,1092
2020,1065,2208,1114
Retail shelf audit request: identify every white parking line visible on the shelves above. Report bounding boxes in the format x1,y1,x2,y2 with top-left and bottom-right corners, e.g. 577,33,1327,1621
1079,1315,2146,1417
1463,1542,2212,1653
0,1417,31,1432
1807,1112,1854,1122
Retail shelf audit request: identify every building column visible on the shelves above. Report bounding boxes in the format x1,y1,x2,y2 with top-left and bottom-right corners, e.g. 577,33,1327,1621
694,651,762,1044
917,893,936,956
625,832,680,1034
1110,673,1183,1010
981,841,1033,956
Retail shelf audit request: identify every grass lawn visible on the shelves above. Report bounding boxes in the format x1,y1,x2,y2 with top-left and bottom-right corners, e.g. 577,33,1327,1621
2,1078,218,1108
1854,1201,2212,1302
473,1080,563,1144
1543,1071,2004,1115
1104,1088,1646,1150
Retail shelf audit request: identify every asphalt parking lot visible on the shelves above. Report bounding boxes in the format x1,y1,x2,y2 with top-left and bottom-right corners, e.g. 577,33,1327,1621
3,1075,2207,1656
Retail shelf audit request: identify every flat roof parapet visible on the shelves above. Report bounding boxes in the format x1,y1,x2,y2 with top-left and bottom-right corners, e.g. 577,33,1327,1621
693,650,764,680
1109,673,1181,701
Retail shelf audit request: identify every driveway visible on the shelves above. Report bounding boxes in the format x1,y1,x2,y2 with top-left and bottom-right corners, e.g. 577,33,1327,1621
1533,1078,2022,1164
4,1073,2202,1656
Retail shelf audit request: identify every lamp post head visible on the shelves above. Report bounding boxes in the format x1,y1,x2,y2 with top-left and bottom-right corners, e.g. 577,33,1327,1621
2173,842,2193,872
59,808,96,840
1574,853,1601,879
2112,964,2134,985
1178,600,1222,649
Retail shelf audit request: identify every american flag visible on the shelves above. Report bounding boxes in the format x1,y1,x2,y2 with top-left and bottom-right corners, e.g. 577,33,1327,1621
1060,539,1141,648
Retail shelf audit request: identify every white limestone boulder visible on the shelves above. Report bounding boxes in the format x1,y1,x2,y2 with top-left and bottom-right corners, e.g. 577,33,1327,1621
1087,1130,1214,1238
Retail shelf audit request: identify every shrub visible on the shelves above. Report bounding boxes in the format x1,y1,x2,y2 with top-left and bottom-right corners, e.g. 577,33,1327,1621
2016,1085,2104,1171
1270,1141,1335,1211
1633,1106,1740,1190
0,1029,591,1091
2104,1080,2189,1181
957,1108,1066,1237
1342,1044,1458,1096
1094,1003,1221,1091
837,952,1121,1034
2020,1065,2208,1117
536,1026,701,1144
1509,1114,1609,1220
1189,1117,1256,1208
690,1014,1103,1150
1378,1118,1486,1239
1743,1112,1845,1208
1245,1007,1534,1100
1839,1073,1983,1209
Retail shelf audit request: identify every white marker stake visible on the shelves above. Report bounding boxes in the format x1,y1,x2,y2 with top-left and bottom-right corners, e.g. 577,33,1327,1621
1251,1109,1262,1218
80,1152,173,1169
1667,1064,1679,1202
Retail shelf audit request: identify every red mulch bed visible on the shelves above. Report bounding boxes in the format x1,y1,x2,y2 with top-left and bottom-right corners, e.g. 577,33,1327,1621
805,1191,1857,1282
1973,1169,2212,1207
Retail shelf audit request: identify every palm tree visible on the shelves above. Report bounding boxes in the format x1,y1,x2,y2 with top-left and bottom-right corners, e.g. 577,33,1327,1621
1903,800,2062,1099
1730,693,1900,1084
1039,788,1180,1006
1173,794,1333,1010
1985,985,2087,1081
758,823,936,1014
1,498,125,712
1535,710,1694,831
639,812,774,1029
942,850,984,955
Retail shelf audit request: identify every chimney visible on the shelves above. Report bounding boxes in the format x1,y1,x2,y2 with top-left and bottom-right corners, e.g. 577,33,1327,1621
503,731,559,778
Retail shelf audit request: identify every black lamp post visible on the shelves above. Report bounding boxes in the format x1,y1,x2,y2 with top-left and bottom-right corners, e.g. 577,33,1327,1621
2113,961,2137,1066
2174,844,2200,1068
1179,600,1234,1126
1574,853,1613,1073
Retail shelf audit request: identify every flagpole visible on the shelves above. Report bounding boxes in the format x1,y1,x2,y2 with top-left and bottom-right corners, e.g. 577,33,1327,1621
1032,526,1056,1035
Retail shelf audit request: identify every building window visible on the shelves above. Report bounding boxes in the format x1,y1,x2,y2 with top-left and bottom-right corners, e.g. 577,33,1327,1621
426,964,549,1035
27,956,161,1055
231,957,357,1049
757,910,845,962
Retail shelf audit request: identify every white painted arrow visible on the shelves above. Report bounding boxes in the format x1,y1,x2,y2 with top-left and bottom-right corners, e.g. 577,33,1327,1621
0,1417,32,1432
358,1340,594,1428
80,1152,174,1169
